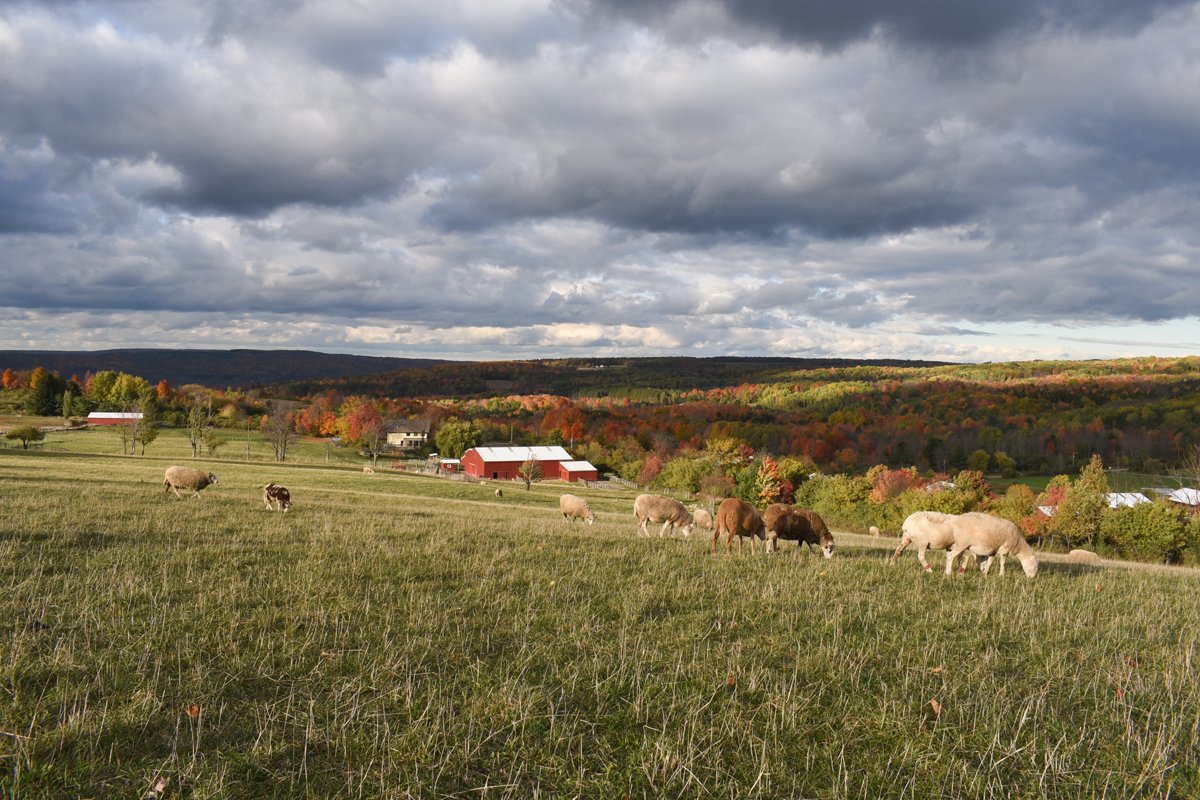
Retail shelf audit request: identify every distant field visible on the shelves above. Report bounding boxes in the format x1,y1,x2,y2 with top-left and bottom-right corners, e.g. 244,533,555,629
2,450,1198,798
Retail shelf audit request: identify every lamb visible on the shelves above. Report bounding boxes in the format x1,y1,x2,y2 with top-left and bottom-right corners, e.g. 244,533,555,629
559,494,596,525
692,508,714,530
163,466,218,499
762,504,835,558
713,497,766,555
262,482,291,512
945,512,1038,578
890,511,960,572
633,494,695,538
495,488,503,498
868,525,881,537
363,466,374,474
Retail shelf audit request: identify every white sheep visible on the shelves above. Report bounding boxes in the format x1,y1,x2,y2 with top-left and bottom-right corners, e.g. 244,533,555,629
633,494,695,538
495,488,504,498
868,525,881,537
692,508,714,530
363,466,374,474
890,511,960,572
559,494,596,525
945,512,1038,578
163,466,218,499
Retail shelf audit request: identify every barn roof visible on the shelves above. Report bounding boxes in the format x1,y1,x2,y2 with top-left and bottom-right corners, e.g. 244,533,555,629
560,460,597,472
1169,487,1200,506
87,412,143,420
468,445,574,462
1105,492,1151,508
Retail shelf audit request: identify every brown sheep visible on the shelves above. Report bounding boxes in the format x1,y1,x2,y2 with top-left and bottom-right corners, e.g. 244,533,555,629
713,497,766,555
762,504,835,558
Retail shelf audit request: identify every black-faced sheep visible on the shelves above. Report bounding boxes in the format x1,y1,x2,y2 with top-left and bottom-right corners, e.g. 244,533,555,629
263,482,291,512
713,497,766,555
633,494,695,538
559,493,596,524
163,466,218,499
945,512,1038,578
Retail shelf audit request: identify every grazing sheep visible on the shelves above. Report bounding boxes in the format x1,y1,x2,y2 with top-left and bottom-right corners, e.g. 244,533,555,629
692,508,714,530
945,512,1038,578
495,488,503,498
1067,548,1102,565
163,466,218,499
363,466,374,474
890,511,959,572
868,525,881,537
633,494,695,538
713,497,766,555
262,483,291,512
762,504,835,558
559,494,596,525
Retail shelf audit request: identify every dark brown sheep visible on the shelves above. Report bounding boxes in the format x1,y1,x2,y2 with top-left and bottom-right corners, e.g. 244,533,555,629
763,504,835,558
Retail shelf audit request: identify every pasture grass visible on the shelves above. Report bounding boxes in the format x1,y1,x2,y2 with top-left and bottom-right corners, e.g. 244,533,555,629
2,451,1199,799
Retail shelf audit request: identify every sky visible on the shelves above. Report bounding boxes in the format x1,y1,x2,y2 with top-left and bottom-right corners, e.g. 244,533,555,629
1,0,1199,363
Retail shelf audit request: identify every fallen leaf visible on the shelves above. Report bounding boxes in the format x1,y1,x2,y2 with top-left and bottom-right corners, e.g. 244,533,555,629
1115,687,1125,700
929,699,942,716
142,777,170,800
930,666,945,674
1095,583,1103,592
185,704,200,720
726,674,737,688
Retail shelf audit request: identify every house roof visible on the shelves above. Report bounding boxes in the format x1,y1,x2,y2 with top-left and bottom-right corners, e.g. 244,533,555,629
387,419,430,434
560,460,597,472
467,445,573,462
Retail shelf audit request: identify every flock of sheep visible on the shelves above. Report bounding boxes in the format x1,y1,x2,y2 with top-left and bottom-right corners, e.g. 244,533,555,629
625,491,1037,577
162,465,1037,577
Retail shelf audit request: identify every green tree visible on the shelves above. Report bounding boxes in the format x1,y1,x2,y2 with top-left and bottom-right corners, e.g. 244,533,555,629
6,425,44,449
967,449,991,473
434,418,479,459
1054,454,1109,549
186,394,214,458
25,370,63,415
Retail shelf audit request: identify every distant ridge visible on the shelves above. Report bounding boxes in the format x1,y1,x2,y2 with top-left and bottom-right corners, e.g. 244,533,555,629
0,348,449,388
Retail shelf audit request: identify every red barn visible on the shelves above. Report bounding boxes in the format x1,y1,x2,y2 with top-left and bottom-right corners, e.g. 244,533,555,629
87,412,143,426
461,446,597,483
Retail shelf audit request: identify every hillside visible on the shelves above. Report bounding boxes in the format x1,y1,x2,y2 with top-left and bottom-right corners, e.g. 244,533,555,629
0,348,448,388
268,355,951,399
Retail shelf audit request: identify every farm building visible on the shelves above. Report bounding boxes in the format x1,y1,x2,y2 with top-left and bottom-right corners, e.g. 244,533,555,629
460,445,598,483
87,412,143,426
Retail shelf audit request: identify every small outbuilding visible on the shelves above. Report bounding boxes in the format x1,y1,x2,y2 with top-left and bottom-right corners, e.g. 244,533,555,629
557,460,599,483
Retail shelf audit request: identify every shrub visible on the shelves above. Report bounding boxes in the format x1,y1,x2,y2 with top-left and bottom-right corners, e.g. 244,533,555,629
1100,501,1188,563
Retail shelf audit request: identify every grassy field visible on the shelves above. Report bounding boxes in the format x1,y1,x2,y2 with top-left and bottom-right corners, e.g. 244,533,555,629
2,450,1199,799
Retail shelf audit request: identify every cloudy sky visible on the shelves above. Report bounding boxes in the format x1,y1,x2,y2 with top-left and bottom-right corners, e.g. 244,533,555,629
2,0,1199,362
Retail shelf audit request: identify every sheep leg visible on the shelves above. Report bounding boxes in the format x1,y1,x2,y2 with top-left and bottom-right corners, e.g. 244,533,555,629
711,529,720,555
946,545,969,575
916,543,933,572
889,537,911,565
997,554,1007,576
638,518,649,537
660,520,672,538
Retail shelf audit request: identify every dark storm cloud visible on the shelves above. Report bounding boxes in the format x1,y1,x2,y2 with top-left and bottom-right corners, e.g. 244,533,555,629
1,0,1199,359
579,0,1194,50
